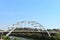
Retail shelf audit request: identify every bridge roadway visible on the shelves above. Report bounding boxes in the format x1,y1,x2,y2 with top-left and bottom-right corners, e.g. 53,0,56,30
0,30,58,34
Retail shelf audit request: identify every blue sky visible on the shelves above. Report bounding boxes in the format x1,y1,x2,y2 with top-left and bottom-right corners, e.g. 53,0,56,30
0,0,60,30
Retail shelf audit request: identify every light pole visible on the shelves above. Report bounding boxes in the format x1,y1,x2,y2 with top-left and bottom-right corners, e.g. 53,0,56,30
0,30,3,40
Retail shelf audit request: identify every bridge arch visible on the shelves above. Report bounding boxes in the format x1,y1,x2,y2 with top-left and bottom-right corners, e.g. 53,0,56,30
6,21,51,37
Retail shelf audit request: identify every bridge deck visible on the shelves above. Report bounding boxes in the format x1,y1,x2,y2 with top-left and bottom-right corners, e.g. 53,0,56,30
0,31,58,34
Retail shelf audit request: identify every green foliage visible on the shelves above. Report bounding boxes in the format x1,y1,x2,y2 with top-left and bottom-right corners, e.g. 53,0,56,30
4,36,10,40
1,35,10,40
53,33,60,40
56,34,60,39
3,36,10,40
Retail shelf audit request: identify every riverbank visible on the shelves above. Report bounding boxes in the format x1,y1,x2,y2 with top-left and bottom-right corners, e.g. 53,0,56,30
1,36,60,40
1,32,60,40
9,36,60,40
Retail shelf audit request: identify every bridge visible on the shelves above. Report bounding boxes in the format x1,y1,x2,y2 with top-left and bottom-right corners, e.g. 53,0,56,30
0,21,58,38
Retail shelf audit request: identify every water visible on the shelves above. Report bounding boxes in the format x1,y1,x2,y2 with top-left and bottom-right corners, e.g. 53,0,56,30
10,36,35,40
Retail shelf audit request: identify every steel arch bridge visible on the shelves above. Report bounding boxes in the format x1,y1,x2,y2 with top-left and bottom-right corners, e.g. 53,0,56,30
6,21,51,37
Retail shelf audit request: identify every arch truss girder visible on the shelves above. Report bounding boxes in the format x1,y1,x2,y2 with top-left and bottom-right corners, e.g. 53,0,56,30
6,21,51,37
